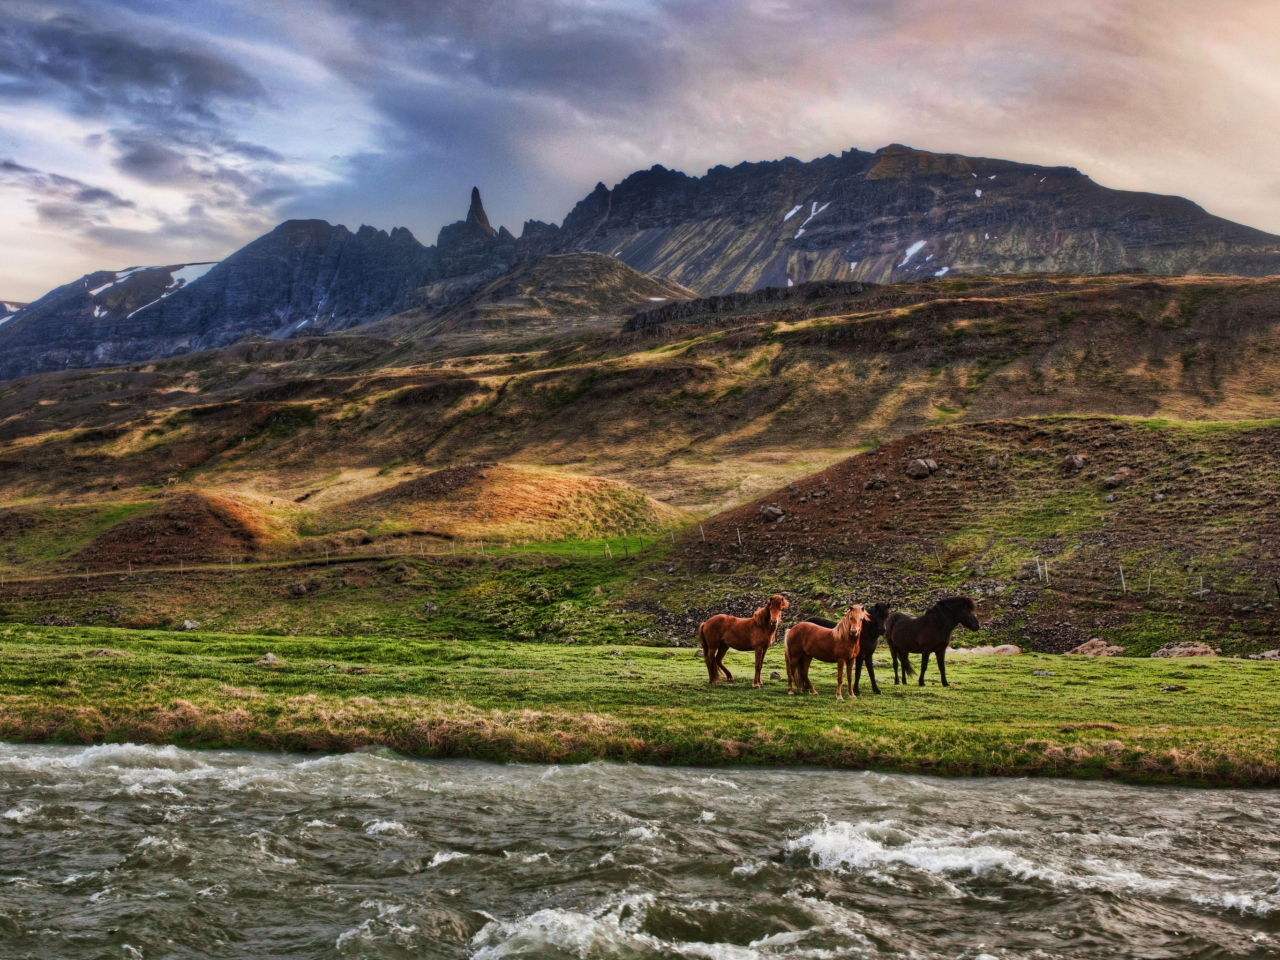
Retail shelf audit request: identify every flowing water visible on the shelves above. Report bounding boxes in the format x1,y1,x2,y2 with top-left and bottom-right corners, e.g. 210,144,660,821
1,744,1278,959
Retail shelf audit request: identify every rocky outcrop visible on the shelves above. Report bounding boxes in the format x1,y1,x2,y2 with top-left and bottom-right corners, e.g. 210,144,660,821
551,144,1280,294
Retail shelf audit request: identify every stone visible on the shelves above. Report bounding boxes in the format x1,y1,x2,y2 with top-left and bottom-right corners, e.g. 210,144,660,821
1033,669,1055,676
924,458,938,472
1028,447,1047,457
1104,492,1117,503
180,619,201,631
289,582,307,596
863,474,887,490
1062,454,1086,472
965,644,1021,655
256,652,286,667
1160,684,1187,692
1247,649,1280,660
759,503,784,519
905,458,932,479
423,602,438,614
769,671,782,680
1151,641,1216,658
1067,637,1125,656
987,456,998,469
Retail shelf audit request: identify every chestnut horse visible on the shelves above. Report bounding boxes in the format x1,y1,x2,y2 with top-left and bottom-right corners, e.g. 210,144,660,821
803,602,891,695
698,594,790,687
886,596,980,687
784,605,870,700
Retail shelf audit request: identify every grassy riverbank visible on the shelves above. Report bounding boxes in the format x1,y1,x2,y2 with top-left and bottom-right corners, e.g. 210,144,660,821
2,624,1279,786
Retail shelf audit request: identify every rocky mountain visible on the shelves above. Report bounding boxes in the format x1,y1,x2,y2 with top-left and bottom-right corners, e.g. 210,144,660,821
6,142,1279,383
0,263,216,382
549,144,1280,293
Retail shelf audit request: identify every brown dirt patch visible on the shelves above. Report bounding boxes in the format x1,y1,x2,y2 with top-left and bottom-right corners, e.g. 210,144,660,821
75,493,271,569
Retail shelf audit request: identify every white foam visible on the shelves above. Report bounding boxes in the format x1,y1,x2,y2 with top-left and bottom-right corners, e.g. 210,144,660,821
899,240,926,267
731,860,766,877
429,850,468,867
364,819,414,837
788,820,1040,878
3,803,40,823
627,825,659,840
699,811,716,822
783,205,803,221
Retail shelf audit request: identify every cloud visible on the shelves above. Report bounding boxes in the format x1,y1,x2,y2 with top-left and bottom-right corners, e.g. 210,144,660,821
0,0,1279,301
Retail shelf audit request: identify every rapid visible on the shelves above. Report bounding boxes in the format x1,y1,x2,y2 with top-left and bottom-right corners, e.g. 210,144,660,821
1,743,1277,958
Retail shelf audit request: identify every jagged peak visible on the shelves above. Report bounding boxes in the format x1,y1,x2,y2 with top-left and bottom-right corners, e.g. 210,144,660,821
467,187,495,237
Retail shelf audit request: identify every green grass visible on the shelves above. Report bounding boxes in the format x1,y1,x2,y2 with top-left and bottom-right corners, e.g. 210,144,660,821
1,624,1278,785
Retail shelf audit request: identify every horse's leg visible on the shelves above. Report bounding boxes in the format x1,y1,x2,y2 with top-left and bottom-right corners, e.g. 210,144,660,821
937,648,949,687
866,655,881,695
854,657,863,697
705,639,719,684
835,660,844,701
718,646,734,682
919,651,930,687
804,657,817,695
891,646,901,685
847,660,856,699
753,647,765,688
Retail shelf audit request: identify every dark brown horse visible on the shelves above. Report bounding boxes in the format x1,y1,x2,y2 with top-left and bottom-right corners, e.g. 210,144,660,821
803,602,891,695
886,596,980,687
784,605,869,699
698,594,790,687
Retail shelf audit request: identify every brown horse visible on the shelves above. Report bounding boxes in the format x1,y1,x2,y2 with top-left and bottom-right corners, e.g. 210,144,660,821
803,602,891,695
886,596,980,688
698,594,790,687
784,605,870,699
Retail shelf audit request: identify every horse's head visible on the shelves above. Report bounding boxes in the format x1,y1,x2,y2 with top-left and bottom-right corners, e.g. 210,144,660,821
865,602,891,632
767,594,790,620
833,604,869,645
939,596,980,631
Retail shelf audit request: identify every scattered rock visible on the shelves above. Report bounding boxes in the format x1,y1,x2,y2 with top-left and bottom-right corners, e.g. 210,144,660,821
1062,454,1086,473
32,615,75,627
1028,447,1047,457
1247,649,1280,661
863,474,887,490
592,586,603,596
905,459,932,479
92,648,132,657
986,456,999,469
608,649,622,656
758,503,784,520
924,458,938,472
1151,642,1216,658
1033,669,1055,676
423,601,438,614
257,652,286,667
180,619,201,631
965,644,1021,655
289,582,307,596
1067,638,1125,656
1104,492,1117,503
1160,684,1187,692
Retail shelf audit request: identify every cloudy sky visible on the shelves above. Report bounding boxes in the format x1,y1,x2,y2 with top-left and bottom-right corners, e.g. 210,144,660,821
0,0,1277,301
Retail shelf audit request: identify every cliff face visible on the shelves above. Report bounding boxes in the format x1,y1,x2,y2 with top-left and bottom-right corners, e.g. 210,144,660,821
551,145,1280,293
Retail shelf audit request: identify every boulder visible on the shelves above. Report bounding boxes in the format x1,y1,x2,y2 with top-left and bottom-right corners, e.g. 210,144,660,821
863,474,887,490
769,671,782,680
1028,447,1047,457
986,456,999,469
759,503,784,520
905,459,931,479
924,458,938,472
256,652,286,667
1067,637,1125,656
1062,454,1086,472
964,644,1021,655
180,619,201,631
289,582,307,596
1151,641,1216,658
1247,649,1280,661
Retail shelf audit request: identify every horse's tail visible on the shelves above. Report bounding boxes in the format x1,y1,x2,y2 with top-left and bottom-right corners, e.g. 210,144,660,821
893,641,916,677
697,622,708,658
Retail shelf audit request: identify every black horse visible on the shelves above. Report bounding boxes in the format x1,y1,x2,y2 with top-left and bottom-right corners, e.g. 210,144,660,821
803,602,891,695
885,596,980,687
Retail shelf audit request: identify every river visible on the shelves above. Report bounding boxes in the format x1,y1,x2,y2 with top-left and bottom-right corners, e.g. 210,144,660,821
1,743,1276,958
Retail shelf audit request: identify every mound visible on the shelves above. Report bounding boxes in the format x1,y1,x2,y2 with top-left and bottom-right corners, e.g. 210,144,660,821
75,493,273,569
679,416,1280,654
338,463,682,541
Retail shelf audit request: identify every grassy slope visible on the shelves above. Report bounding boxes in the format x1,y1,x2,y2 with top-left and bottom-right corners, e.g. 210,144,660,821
2,624,1278,786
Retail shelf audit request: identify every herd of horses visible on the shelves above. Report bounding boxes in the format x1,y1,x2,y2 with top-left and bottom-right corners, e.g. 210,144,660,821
696,594,981,699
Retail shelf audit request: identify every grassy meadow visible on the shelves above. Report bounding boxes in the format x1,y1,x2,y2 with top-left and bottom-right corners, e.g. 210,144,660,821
1,621,1279,786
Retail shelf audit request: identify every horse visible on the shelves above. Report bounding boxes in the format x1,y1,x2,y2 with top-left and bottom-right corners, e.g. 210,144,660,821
803,602,891,695
784,605,870,700
697,594,790,687
885,596,980,687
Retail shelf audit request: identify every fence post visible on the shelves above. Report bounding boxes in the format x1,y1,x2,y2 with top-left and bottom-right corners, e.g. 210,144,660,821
700,525,705,542
1119,564,1126,594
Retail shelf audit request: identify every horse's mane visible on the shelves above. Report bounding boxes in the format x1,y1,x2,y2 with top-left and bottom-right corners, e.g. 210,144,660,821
936,596,975,619
833,604,866,644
